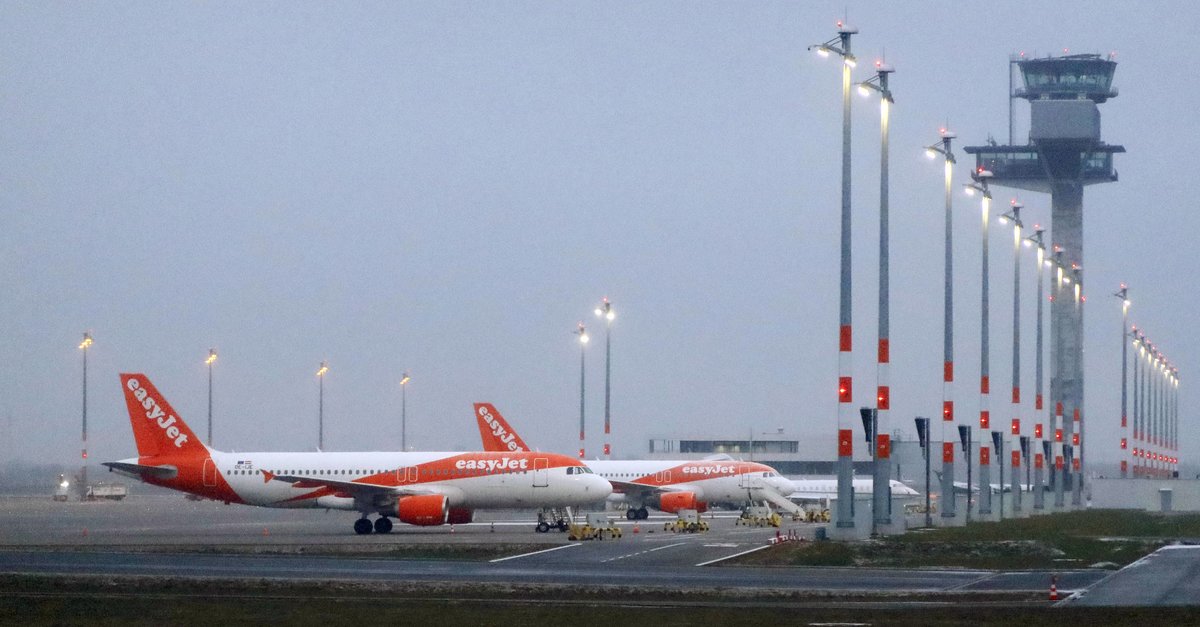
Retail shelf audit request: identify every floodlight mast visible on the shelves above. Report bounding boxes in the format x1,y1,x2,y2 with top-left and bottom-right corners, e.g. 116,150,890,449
808,20,858,531
858,59,895,532
965,171,994,517
926,128,957,521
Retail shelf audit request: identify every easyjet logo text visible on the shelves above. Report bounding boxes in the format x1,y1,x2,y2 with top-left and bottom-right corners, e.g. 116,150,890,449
126,378,189,448
478,406,521,452
681,465,736,476
455,457,529,472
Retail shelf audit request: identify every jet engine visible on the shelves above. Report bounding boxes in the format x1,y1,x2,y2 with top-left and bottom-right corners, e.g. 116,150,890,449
658,491,707,514
396,494,449,526
447,507,474,525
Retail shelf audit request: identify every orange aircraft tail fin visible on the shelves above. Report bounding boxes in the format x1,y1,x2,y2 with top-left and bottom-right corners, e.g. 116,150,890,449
119,373,209,458
473,403,531,453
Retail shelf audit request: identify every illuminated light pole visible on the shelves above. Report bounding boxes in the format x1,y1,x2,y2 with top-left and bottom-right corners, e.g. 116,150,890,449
1114,285,1129,478
858,60,894,530
1172,368,1179,473
1027,227,1048,509
1071,267,1084,506
78,332,93,499
808,21,858,531
594,298,615,459
999,202,1023,513
206,349,217,447
926,128,958,521
1144,340,1151,477
1052,250,1067,507
1155,352,1164,475
965,171,993,517
1133,330,1145,477
574,323,589,459
317,361,328,450
400,372,411,451
1173,368,1179,468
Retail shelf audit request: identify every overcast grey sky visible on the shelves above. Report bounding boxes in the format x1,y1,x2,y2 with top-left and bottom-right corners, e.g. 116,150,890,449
2,2,1195,471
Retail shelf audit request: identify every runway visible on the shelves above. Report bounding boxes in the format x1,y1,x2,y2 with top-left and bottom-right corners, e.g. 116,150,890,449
1067,545,1200,606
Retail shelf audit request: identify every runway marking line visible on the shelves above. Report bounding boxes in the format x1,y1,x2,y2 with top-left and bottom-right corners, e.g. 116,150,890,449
949,571,1000,591
600,542,688,563
694,544,771,566
488,543,580,563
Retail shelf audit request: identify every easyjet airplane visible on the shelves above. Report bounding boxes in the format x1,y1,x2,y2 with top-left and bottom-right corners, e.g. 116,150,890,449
473,403,799,519
103,374,611,534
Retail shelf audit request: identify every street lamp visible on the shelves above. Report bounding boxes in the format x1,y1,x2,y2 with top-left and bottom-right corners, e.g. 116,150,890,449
1114,285,1129,477
78,332,93,499
965,170,994,517
400,371,411,451
1026,226,1048,509
594,298,615,458
206,348,217,446
1071,266,1084,505
809,20,858,530
1000,200,1023,513
926,128,958,521
317,361,328,450
574,323,589,459
1133,330,1145,477
858,59,895,530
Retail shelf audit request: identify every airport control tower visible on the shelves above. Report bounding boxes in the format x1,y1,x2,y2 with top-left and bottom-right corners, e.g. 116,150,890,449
965,54,1124,503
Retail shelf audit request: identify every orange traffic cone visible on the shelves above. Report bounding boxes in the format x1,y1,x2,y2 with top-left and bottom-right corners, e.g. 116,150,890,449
262,527,269,537
1049,575,1059,601
82,528,88,538
633,524,640,534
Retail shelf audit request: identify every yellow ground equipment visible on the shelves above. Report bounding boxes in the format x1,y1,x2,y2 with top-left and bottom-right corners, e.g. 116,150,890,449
736,506,782,528
663,508,709,533
568,513,623,541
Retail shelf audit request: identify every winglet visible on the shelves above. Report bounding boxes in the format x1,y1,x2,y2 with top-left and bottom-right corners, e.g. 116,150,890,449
473,403,531,452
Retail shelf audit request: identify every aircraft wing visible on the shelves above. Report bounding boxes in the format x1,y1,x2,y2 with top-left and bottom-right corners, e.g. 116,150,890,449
102,461,178,480
265,472,439,498
609,479,694,499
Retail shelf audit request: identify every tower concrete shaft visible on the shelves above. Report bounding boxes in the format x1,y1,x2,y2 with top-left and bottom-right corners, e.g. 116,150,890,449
966,54,1124,501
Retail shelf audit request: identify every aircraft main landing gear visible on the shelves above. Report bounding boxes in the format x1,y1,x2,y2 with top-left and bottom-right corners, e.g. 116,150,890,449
374,517,393,534
625,507,649,520
353,518,373,535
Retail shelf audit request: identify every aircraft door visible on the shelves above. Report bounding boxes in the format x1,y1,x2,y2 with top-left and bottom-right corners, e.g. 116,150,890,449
533,457,548,488
398,467,418,483
203,459,217,487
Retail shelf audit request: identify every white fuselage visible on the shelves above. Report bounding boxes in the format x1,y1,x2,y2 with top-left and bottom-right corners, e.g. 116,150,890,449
586,459,796,507
113,449,611,513
787,478,920,500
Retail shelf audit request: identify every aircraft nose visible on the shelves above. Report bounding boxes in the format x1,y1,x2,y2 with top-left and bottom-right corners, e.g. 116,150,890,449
588,474,613,498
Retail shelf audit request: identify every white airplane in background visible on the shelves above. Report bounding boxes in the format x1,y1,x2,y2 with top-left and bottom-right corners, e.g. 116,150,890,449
104,374,611,535
473,403,800,519
787,477,920,501
933,472,1037,495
